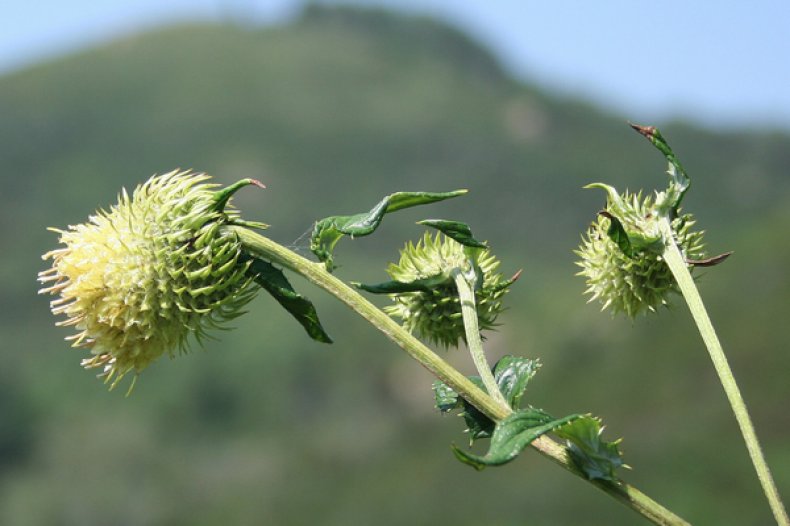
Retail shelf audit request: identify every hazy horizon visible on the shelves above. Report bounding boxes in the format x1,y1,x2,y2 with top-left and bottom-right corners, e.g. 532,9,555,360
3,0,790,131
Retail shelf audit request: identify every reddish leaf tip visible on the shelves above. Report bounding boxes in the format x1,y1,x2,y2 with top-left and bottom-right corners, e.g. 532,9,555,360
628,122,656,139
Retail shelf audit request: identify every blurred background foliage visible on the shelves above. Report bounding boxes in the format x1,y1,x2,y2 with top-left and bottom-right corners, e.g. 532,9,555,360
2,4,789,525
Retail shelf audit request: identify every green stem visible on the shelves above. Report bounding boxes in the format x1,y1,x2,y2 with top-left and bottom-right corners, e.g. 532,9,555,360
451,267,510,410
660,218,789,525
232,225,690,525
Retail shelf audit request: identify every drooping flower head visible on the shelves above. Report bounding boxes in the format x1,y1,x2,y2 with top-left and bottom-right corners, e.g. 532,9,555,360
384,232,512,348
575,125,721,318
38,170,265,390
576,188,705,317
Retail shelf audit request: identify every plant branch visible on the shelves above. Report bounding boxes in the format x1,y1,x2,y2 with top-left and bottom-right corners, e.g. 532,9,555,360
451,267,510,410
232,225,691,525
660,218,789,525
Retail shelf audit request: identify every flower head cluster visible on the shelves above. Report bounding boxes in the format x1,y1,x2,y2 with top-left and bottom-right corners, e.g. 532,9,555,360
576,188,705,317
38,170,261,389
385,232,511,347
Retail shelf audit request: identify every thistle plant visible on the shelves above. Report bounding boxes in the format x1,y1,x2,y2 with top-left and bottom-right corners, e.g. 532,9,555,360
577,124,789,525
42,150,783,525
576,189,705,317
380,231,511,348
38,170,267,391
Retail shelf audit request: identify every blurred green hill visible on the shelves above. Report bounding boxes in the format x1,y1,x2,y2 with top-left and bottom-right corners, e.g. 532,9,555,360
1,5,788,525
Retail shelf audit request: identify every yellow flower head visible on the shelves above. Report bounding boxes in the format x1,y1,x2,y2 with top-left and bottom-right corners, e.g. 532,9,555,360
38,170,263,390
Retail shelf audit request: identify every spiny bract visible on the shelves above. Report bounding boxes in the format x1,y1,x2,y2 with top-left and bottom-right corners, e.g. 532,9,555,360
576,190,705,318
385,232,511,348
38,170,260,390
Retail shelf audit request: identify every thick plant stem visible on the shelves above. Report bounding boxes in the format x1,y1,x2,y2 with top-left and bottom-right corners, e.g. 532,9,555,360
451,267,510,411
660,219,789,526
233,226,690,525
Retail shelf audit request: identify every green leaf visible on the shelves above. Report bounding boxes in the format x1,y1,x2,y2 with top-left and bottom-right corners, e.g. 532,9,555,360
630,123,690,214
352,273,451,294
211,179,269,230
598,211,636,257
453,409,582,470
418,219,487,248
433,377,495,442
433,355,539,443
493,355,540,409
248,258,333,343
310,190,467,270
432,380,460,413
555,415,625,482
212,178,266,213
459,376,496,442
585,183,664,256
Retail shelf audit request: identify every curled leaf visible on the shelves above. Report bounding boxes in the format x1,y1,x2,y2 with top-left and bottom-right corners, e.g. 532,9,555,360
212,178,266,213
452,409,582,470
310,190,467,270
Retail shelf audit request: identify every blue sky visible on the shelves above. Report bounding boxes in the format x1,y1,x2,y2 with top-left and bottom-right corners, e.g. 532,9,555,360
3,0,789,130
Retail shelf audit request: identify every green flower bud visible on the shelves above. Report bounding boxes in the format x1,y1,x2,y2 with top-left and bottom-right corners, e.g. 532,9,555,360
38,170,263,390
576,189,705,317
384,232,511,348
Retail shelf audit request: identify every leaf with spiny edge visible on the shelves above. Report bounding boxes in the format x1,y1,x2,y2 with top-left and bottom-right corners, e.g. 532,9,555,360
433,376,494,443
432,380,459,414
554,415,626,482
493,355,540,410
433,355,540,445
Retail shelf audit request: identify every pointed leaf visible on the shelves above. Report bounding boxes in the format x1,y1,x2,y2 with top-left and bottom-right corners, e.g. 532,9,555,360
212,178,266,213
598,211,635,257
352,273,451,294
418,219,487,248
590,207,663,258
453,409,583,470
630,123,690,214
585,183,666,256
492,355,541,409
555,415,625,482
310,190,467,270
249,258,333,343
687,251,733,267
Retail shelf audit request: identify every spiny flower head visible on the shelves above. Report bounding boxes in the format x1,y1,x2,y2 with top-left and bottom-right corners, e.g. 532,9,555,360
385,232,512,348
576,187,705,317
38,170,265,390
